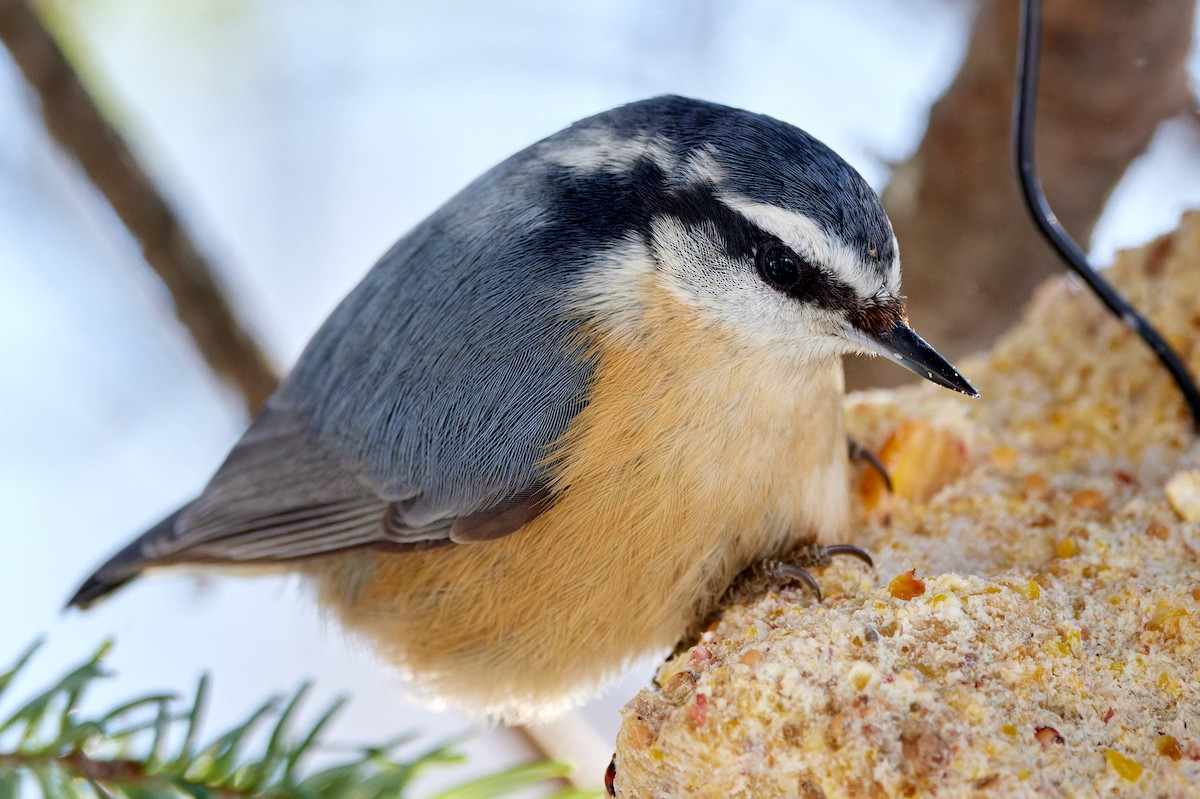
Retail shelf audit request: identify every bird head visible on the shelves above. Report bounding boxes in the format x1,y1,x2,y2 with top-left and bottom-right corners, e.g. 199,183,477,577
545,96,976,397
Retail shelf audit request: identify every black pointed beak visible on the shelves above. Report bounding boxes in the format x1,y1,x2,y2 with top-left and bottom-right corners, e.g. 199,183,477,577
840,318,978,397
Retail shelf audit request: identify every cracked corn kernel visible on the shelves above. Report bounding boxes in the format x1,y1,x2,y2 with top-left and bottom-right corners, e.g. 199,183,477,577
860,419,969,508
847,661,876,691
1156,672,1181,696
1056,537,1077,558
1070,489,1108,510
1105,750,1142,781
624,719,655,748
990,445,1019,468
1035,727,1064,746
889,570,926,600
1156,735,1183,760
738,649,763,667
1011,579,1040,600
1146,601,1189,637
1022,474,1049,498
1166,470,1200,521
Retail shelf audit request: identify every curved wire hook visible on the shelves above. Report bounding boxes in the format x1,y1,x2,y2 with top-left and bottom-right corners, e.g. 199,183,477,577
1015,0,1200,432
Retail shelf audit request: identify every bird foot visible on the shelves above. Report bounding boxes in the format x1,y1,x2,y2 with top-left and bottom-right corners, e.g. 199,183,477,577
725,543,874,605
668,543,875,673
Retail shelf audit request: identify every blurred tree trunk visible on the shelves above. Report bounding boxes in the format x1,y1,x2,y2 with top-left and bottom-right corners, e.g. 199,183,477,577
0,0,279,415
848,0,1197,390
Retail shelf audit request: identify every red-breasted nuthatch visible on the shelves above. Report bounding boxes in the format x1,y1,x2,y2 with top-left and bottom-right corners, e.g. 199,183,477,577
70,96,975,721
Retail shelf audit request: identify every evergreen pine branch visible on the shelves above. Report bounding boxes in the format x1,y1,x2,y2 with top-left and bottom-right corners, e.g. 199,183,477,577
0,641,600,799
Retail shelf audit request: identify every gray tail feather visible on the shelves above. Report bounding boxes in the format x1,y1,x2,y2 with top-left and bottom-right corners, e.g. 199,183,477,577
66,507,186,610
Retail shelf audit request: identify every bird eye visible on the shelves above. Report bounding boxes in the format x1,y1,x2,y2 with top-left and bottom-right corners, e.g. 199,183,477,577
756,243,803,292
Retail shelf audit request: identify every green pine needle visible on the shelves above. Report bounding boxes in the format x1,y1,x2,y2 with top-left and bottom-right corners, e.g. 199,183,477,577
0,641,602,799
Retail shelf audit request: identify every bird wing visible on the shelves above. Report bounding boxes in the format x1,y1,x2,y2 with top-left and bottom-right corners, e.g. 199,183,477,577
89,141,630,580
160,407,451,563
68,395,561,609
100,395,563,580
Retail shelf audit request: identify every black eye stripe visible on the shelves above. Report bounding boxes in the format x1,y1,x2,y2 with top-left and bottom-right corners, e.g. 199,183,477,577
660,184,756,259
754,235,857,312
627,170,864,315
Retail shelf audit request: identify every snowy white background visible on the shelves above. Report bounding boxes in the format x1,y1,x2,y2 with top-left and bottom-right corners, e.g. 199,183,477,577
2,0,1198,793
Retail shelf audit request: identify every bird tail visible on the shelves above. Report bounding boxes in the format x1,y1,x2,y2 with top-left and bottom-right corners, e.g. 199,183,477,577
66,507,186,610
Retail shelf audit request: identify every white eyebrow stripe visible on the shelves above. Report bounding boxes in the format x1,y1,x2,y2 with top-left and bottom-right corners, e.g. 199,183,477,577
888,233,901,290
719,195,896,300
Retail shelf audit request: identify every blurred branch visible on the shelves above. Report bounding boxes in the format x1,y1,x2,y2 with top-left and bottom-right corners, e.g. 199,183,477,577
0,0,279,414
850,0,1196,389
516,713,614,796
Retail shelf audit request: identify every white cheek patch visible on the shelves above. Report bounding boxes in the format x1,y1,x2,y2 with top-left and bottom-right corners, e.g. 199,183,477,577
648,217,844,362
539,128,677,175
719,195,901,301
568,221,854,365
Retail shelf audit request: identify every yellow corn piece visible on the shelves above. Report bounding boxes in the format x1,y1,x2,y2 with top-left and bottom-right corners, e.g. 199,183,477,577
859,419,969,509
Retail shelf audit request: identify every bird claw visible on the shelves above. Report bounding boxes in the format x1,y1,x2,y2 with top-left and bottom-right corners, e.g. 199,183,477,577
725,543,874,605
813,543,875,568
671,543,876,675
848,436,892,494
768,561,824,601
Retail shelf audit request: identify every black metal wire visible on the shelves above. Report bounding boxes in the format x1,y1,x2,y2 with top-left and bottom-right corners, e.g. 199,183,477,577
1015,0,1200,432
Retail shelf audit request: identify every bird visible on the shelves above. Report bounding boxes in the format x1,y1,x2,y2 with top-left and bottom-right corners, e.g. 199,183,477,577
68,96,975,722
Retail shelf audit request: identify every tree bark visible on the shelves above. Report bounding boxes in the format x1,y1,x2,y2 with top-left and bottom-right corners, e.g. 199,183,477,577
849,0,1197,390
0,0,280,414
